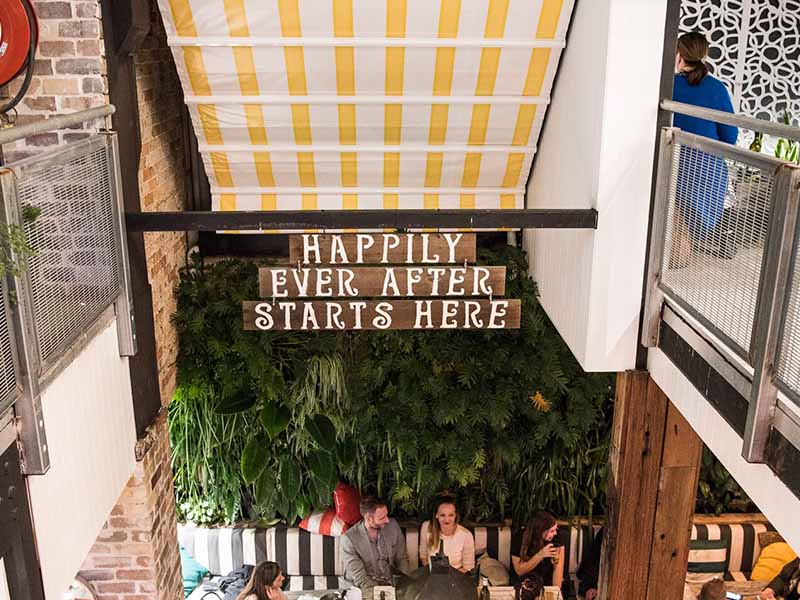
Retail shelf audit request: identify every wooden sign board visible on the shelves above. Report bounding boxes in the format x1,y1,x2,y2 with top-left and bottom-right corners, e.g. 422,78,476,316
259,266,506,298
243,299,521,330
289,233,476,265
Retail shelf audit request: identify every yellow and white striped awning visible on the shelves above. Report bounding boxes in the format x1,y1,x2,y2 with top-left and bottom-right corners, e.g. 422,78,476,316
156,0,573,221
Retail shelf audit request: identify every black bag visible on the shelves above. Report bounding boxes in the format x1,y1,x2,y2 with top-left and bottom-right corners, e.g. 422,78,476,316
219,565,255,600
515,573,544,600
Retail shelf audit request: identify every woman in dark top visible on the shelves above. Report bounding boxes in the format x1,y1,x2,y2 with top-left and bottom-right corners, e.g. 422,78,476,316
511,511,564,598
759,557,800,600
671,32,739,263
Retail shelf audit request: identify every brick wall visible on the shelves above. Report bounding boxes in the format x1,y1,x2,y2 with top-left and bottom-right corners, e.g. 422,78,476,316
2,1,189,596
1,0,108,163
78,412,182,600
135,4,189,404
77,2,188,598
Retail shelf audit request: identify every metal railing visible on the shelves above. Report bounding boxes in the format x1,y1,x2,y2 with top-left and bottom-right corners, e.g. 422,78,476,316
0,106,135,473
644,100,800,463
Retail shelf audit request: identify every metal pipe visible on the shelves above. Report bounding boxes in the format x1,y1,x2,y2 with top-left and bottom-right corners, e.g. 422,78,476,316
0,105,116,145
661,99,800,143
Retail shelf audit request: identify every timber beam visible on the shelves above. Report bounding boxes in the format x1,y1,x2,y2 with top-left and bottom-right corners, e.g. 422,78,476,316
125,209,599,232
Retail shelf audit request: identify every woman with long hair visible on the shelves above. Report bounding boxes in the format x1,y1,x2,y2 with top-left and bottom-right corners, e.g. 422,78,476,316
510,511,564,598
671,31,739,267
419,495,475,573
236,561,286,600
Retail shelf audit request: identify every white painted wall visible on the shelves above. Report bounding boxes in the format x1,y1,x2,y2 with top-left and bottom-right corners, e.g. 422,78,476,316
525,0,668,371
649,348,800,553
26,317,136,600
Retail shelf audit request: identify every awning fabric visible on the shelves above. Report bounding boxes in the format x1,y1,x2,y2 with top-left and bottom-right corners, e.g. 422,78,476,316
156,0,573,222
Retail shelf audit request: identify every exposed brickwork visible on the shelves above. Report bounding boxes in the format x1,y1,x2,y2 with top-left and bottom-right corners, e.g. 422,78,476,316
135,6,189,406
75,3,188,599
78,412,182,600
0,0,108,163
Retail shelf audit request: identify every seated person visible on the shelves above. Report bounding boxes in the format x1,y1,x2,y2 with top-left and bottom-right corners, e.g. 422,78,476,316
576,528,603,600
511,511,565,599
419,494,475,573
236,561,286,600
759,557,800,600
699,578,726,600
340,495,409,596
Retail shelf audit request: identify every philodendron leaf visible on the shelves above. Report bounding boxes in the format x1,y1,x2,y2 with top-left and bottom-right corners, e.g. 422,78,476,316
260,402,291,439
254,469,278,507
295,494,312,521
306,415,337,451
310,475,333,507
241,437,268,484
307,450,336,487
280,455,302,500
336,440,357,470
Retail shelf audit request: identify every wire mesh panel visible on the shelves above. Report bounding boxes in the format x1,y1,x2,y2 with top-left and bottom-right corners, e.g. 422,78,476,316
0,283,19,412
777,237,800,406
658,132,776,358
12,137,122,371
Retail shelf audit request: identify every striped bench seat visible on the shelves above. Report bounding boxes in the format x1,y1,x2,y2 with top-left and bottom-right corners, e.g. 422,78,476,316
178,522,596,592
179,516,772,592
690,520,776,582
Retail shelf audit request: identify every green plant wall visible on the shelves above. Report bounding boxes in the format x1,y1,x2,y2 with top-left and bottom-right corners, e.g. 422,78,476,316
169,244,749,527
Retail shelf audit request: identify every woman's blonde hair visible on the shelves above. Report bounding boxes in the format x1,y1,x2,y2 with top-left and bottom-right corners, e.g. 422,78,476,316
428,495,459,552
677,32,710,86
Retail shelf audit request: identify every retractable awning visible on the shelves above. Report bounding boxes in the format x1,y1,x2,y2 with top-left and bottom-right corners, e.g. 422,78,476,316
157,0,573,220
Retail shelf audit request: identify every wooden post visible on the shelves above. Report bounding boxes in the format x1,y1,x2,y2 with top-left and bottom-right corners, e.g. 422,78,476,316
599,371,703,600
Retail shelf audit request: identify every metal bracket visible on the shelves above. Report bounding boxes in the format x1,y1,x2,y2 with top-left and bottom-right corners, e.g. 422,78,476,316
105,132,137,357
641,128,676,348
742,166,800,462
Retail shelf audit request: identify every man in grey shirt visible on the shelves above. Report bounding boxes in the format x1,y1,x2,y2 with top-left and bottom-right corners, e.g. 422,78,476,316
341,496,409,598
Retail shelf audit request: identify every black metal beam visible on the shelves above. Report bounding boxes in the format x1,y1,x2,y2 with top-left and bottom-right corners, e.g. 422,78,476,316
126,209,598,232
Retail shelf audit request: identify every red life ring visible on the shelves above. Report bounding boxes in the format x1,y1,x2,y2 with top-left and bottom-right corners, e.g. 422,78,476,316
0,0,37,87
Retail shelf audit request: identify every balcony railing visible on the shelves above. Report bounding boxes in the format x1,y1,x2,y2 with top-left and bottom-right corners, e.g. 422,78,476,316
644,100,800,463
0,107,135,473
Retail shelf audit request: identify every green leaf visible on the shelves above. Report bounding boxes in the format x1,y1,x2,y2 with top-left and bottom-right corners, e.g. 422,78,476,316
260,402,291,439
255,469,278,507
280,455,303,500
309,475,333,507
241,437,268,484
306,415,337,450
216,390,257,414
307,450,336,487
336,440,357,470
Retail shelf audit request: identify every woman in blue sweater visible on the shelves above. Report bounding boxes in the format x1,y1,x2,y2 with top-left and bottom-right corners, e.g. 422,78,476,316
672,32,738,261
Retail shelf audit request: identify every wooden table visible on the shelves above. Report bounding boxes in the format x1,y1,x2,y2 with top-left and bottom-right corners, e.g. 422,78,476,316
684,580,766,599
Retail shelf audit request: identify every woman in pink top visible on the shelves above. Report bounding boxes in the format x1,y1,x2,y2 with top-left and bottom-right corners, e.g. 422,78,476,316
419,495,476,573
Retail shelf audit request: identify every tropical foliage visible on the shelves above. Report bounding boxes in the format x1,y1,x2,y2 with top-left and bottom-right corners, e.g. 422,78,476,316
169,244,746,526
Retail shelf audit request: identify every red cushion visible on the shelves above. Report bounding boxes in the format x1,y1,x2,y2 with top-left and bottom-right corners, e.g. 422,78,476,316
299,508,349,536
333,482,362,526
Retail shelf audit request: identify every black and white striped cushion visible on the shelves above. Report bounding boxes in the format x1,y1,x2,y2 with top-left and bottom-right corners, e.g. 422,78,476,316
267,526,341,576
284,576,353,591
691,522,774,578
180,520,771,584
178,525,269,576
468,526,513,569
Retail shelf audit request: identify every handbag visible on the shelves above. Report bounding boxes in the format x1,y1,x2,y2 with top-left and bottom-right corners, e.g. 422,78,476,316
515,573,544,600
